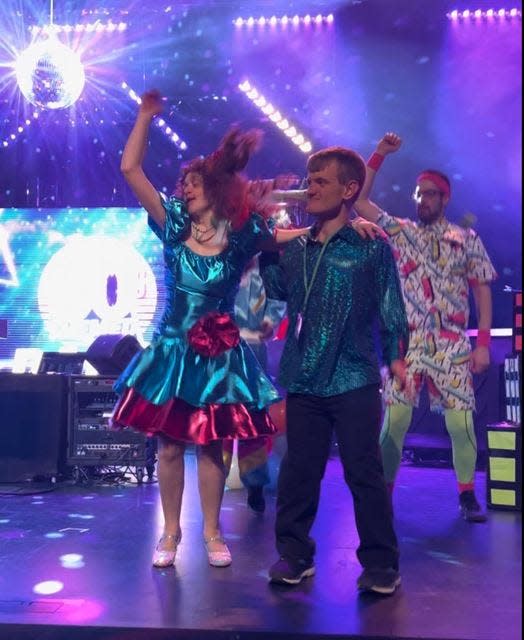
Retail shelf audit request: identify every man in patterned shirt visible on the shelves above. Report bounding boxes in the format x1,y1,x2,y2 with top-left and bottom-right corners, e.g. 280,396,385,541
354,133,497,523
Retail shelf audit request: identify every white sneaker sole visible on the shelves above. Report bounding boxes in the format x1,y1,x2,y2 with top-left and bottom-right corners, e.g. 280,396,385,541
270,566,316,585
359,575,401,595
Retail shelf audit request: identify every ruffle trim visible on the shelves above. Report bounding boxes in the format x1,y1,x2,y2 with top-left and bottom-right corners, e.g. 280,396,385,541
112,388,278,445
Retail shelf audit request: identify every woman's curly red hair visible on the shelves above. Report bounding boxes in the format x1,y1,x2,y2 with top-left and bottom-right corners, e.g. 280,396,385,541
177,127,264,230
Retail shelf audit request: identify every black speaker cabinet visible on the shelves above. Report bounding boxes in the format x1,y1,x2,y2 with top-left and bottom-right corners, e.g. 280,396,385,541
85,334,142,376
0,373,68,482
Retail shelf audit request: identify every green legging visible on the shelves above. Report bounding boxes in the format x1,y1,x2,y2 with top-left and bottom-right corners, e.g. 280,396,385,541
380,404,478,484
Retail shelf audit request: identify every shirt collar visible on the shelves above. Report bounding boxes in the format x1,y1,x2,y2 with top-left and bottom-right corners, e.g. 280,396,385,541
307,222,354,244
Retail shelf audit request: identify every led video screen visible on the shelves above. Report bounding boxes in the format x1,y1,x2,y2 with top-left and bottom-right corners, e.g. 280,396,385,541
0,207,163,362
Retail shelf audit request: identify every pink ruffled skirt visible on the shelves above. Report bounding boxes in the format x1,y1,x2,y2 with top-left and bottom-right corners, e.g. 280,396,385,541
112,388,277,445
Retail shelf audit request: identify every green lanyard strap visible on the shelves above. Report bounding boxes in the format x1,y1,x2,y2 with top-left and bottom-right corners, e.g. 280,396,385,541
301,233,335,314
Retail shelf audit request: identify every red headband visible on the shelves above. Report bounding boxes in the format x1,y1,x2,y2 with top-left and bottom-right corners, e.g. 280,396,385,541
416,172,451,198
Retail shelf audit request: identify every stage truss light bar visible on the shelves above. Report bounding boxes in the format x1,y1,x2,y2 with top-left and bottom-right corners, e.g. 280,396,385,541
1,111,40,148
233,13,334,27
238,80,312,154
29,21,128,35
447,8,521,19
121,82,188,151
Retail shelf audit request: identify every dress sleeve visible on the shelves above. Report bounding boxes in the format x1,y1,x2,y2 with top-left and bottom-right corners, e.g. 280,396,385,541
147,194,189,246
231,212,275,260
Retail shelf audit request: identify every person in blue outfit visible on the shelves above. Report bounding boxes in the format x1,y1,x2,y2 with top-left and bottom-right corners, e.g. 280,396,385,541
224,255,287,512
261,145,409,595
112,89,306,569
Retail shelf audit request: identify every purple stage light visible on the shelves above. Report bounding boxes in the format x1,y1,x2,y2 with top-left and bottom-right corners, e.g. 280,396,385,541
121,82,187,151
447,7,521,19
233,13,334,27
238,80,312,154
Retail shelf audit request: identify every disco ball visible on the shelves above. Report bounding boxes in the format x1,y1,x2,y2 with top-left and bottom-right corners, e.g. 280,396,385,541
15,37,85,109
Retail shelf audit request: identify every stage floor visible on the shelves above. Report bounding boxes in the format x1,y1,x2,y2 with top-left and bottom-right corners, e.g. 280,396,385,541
0,456,520,640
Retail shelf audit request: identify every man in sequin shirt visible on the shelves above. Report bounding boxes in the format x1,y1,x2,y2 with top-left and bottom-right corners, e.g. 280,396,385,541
261,146,409,595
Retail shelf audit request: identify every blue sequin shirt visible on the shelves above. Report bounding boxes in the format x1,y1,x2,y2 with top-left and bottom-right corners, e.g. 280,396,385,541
260,224,409,397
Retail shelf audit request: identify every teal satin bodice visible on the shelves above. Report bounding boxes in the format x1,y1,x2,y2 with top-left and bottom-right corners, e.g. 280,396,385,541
115,197,280,410
149,197,271,338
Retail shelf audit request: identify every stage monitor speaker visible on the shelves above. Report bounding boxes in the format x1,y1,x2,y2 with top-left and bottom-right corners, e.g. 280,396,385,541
85,334,142,376
0,373,68,483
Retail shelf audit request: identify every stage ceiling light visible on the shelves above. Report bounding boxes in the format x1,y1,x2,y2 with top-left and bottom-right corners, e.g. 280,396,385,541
238,80,312,154
121,81,188,151
233,13,334,27
447,7,521,19
15,36,85,109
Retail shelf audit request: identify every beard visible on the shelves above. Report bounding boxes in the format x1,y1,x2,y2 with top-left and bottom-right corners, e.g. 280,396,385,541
417,204,442,225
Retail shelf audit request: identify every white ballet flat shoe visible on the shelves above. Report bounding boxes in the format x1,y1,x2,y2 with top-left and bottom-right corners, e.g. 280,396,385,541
152,532,182,568
204,535,232,567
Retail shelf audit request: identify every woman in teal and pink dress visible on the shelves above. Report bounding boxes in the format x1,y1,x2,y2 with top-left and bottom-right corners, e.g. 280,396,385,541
112,90,303,569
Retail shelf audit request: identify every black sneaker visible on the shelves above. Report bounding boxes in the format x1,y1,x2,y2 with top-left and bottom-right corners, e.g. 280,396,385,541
269,557,315,585
357,568,401,595
247,486,266,513
459,490,487,522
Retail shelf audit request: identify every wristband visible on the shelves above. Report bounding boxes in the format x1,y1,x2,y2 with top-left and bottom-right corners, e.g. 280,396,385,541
477,329,491,348
367,152,385,171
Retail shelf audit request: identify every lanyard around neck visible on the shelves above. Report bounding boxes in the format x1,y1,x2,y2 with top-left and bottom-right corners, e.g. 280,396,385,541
301,232,335,314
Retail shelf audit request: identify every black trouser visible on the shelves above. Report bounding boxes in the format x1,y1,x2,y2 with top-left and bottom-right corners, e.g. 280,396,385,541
275,384,399,570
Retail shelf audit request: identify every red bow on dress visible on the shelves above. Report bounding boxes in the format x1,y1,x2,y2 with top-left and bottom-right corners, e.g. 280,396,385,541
187,312,240,357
